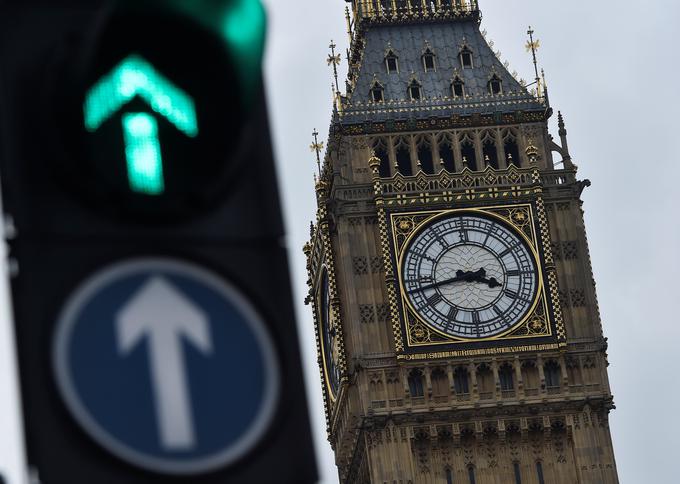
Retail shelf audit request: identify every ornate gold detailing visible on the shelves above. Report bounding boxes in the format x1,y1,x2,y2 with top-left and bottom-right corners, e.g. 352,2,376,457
525,38,540,53
525,140,539,165
509,207,532,231
507,304,549,338
327,40,342,94
304,177,349,434
397,343,563,361
525,27,544,98
368,152,381,170
349,0,479,26
381,203,564,359
371,154,405,353
380,165,539,199
535,196,567,342
310,129,324,175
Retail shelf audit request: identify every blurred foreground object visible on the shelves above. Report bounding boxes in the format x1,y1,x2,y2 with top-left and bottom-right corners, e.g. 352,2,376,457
0,0,317,482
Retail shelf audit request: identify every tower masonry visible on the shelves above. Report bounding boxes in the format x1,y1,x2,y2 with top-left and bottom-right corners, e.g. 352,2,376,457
304,1,619,482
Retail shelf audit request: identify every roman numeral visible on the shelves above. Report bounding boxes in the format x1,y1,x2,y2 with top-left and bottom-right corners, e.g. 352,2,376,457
472,311,481,325
504,289,519,299
434,232,448,249
447,307,458,321
506,270,521,277
492,305,504,316
427,293,442,306
459,229,469,242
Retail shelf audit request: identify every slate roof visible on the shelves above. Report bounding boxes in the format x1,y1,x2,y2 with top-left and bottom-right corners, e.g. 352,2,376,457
338,19,545,125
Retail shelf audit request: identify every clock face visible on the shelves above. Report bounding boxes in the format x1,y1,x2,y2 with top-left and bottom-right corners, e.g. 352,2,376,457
401,213,539,339
318,269,341,399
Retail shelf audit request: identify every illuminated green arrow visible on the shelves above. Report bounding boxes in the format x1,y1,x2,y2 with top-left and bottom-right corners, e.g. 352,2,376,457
84,55,198,196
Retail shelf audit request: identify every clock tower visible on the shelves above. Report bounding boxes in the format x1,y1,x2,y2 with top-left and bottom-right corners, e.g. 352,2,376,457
304,1,619,483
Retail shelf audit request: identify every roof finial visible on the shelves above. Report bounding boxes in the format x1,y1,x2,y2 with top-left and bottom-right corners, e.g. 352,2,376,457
345,7,353,45
526,26,542,97
328,40,342,95
310,129,324,175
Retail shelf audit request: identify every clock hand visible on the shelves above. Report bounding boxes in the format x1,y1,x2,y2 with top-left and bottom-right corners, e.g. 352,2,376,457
408,269,502,293
469,268,503,289
408,270,469,293
476,276,503,289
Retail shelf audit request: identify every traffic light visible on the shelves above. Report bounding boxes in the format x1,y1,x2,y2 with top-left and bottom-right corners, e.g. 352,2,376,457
0,1,317,483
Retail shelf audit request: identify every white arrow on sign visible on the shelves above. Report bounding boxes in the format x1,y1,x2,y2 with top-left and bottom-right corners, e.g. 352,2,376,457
116,276,213,451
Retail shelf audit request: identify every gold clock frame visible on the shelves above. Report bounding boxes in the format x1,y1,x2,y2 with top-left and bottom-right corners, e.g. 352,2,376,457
379,201,566,360
396,206,546,343
305,179,349,436
315,265,340,403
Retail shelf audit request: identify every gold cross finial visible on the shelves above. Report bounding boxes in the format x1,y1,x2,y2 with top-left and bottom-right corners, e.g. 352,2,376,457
525,26,542,97
310,129,324,175
327,40,342,94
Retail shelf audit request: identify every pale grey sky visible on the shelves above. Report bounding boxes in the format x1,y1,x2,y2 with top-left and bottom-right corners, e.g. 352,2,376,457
1,1,679,483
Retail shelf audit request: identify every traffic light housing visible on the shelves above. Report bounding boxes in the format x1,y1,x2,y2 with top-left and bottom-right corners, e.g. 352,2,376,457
0,1,317,482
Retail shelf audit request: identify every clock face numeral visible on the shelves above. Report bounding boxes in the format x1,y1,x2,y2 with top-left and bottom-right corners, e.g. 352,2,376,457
401,213,539,339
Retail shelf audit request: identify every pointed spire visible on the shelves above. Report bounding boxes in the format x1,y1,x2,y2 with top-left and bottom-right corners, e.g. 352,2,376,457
345,7,353,44
557,111,573,168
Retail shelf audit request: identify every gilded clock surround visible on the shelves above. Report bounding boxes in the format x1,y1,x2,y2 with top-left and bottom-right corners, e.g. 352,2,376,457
394,205,548,345
316,266,340,402
304,179,349,432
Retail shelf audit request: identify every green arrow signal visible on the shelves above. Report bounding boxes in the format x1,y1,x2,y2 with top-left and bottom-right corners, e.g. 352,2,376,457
84,55,199,196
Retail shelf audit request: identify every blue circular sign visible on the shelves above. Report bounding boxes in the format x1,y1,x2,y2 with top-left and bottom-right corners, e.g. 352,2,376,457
53,258,280,475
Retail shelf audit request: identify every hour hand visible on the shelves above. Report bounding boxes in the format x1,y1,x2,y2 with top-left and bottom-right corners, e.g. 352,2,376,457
469,269,502,289
479,276,503,289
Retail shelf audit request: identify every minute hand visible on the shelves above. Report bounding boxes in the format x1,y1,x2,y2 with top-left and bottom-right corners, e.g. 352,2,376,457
411,272,467,293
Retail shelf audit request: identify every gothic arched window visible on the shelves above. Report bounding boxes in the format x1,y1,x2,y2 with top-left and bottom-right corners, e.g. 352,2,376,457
544,360,561,389
459,133,477,171
460,46,474,69
372,138,391,178
481,131,499,169
513,462,523,484
467,466,477,484
454,367,470,395
394,137,413,176
536,461,545,484
422,47,436,72
438,134,456,172
408,369,425,397
499,363,515,391
370,79,385,103
408,79,422,101
385,49,399,73
416,136,434,174
488,74,503,95
503,129,521,167
452,76,465,97
446,467,454,484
